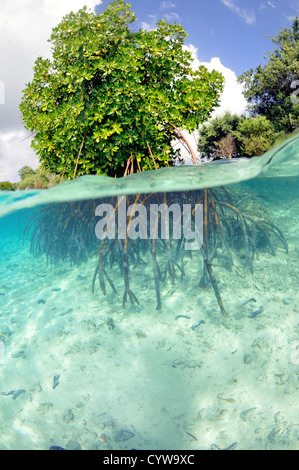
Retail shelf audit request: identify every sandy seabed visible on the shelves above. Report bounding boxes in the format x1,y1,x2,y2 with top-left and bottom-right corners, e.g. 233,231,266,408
0,194,298,451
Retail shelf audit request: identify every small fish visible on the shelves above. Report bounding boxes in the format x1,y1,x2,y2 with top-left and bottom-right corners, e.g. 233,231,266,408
267,1,275,8
211,442,238,450
12,389,26,400
191,320,205,330
11,351,26,359
38,299,46,305
186,432,198,441
60,308,73,316
49,446,66,451
53,374,60,389
114,429,135,442
1,390,15,396
52,288,61,292
243,298,257,305
175,315,191,320
248,306,264,318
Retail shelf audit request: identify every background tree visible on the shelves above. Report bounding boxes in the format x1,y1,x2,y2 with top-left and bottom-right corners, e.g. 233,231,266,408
18,165,35,181
17,166,63,189
238,17,299,133
0,182,15,190
20,0,224,178
198,112,276,159
197,111,244,159
213,134,237,159
234,115,276,156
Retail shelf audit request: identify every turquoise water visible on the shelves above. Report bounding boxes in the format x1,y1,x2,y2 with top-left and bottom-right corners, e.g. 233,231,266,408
0,133,298,450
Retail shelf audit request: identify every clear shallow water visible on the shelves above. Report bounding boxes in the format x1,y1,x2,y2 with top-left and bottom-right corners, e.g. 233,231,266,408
0,133,298,450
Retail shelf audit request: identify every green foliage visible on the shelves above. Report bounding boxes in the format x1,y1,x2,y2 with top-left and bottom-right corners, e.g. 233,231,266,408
17,176,36,190
16,166,64,189
18,165,35,180
238,17,299,133
0,181,14,190
198,112,244,159
20,0,224,178
198,112,276,158
214,134,237,159
234,115,276,156
271,127,299,147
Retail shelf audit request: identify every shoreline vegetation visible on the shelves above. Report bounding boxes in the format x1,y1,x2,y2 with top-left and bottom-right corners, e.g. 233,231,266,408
0,128,298,191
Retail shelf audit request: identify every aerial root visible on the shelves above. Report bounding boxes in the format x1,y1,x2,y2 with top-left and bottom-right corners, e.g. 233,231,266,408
92,264,117,296
163,255,185,283
123,287,139,307
26,188,288,317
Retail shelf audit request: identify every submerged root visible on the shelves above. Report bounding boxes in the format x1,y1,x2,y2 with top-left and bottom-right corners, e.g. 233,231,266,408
25,187,288,316
163,254,185,283
123,287,139,308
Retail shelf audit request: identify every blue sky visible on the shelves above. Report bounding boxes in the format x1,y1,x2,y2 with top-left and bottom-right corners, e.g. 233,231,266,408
96,0,299,75
0,0,298,181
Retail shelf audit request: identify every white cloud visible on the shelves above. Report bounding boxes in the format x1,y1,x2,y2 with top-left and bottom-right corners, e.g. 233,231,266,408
160,2,176,10
221,0,256,24
185,45,248,117
141,15,158,31
0,0,100,182
164,12,181,22
159,1,180,22
175,45,248,163
142,10,180,29
204,58,248,117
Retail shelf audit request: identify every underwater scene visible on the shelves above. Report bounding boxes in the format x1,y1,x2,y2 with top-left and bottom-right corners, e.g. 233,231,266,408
0,133,298,450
